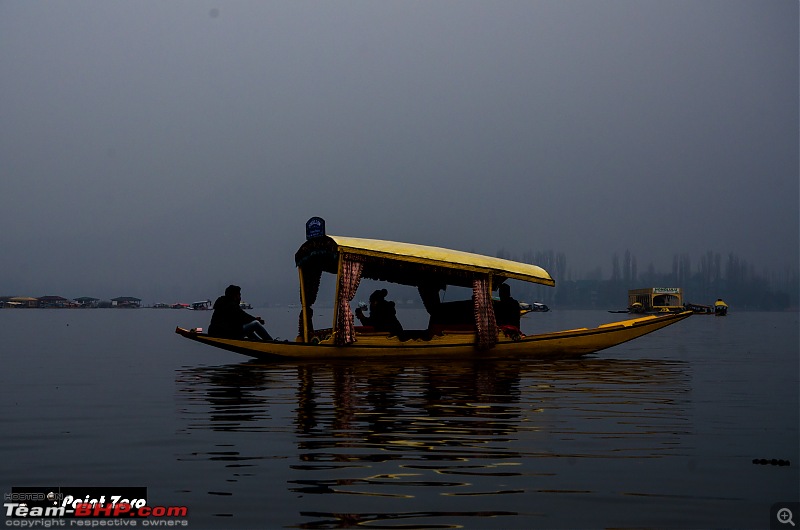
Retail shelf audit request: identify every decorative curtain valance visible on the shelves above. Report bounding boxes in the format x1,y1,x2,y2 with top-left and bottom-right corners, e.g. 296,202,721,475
472,278,497,350
334,257,363,345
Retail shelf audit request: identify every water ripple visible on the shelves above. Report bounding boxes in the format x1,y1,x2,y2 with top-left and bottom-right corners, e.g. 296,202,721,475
174,357,692,526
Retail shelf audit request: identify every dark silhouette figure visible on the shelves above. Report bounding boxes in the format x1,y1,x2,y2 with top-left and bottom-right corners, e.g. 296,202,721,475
355,289,404,336
208,285,272,341
494,283,521,329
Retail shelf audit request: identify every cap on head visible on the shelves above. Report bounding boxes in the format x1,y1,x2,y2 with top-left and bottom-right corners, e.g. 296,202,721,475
225,284,241,297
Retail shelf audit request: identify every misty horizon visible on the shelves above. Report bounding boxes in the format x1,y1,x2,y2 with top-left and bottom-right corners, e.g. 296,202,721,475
0,244,792,306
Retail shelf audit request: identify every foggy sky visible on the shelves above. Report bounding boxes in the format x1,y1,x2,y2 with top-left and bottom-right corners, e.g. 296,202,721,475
1,1,797,303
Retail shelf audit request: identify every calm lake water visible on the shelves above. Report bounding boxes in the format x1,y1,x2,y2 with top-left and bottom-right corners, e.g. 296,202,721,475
1,308,798,529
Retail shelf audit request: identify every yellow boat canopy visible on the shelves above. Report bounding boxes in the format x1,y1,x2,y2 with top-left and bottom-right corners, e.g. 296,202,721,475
295,235,555,288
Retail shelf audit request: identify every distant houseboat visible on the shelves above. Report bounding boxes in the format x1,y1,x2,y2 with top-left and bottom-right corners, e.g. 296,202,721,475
628,288,684,314
74,297,100,308
111,297,141,308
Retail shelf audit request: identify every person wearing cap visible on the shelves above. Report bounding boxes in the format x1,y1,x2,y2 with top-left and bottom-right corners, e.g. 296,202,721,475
355,289,404,336
208,284,273,341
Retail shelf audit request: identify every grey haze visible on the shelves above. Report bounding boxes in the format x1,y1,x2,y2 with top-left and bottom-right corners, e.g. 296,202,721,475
1,1,797,304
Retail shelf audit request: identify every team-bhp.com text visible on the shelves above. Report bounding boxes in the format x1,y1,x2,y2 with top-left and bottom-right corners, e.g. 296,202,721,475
4,503,188,527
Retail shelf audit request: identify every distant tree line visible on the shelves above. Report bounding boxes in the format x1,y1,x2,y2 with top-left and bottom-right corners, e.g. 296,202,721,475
496,249,799,311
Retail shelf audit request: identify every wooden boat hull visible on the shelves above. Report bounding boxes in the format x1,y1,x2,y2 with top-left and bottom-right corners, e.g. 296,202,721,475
176,311,692,361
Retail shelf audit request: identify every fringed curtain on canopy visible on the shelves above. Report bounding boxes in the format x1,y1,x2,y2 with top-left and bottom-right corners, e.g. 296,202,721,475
472,277,497,350
335,257,363,345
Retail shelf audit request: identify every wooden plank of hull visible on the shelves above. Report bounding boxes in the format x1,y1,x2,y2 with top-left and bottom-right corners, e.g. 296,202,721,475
176,311,692,361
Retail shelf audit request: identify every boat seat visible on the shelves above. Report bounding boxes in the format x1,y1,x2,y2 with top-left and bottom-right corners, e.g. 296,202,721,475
426,299,477,337
354,325,379,334
355,326,433,341
427,323,476,336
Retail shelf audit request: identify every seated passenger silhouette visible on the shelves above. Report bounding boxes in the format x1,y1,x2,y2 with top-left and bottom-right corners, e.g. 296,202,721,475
208,284,272,342
355,289,404,337
494,283,521,329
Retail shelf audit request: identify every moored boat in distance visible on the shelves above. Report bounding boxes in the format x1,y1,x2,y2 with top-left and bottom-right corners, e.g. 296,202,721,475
627,288,685,314
687,299,728,316
189,300,212,310
176,218,692,360
714,299,729,316
519,301,549,315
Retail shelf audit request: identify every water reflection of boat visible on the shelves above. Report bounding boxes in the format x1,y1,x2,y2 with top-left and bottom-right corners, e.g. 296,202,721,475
175,358,691,447
176,218,691,360
174,357,691,527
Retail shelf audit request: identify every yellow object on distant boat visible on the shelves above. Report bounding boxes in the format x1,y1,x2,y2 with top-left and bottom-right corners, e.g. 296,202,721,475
713,299,728,316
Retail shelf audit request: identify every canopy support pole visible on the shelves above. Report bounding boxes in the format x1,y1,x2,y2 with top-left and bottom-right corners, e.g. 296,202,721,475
298,267,309,343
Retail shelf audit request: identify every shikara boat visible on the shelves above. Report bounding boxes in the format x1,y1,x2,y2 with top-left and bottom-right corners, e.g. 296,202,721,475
176,218,692,360
686,299,728,316
519,301,549,314
188,300,212,310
